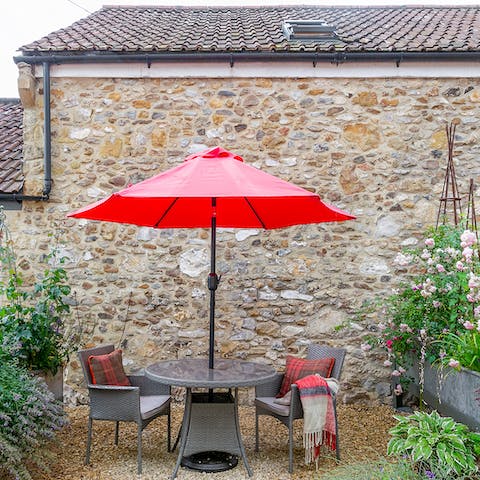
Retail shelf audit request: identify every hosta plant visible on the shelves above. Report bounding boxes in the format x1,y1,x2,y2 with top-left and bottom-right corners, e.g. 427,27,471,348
387,410,480,478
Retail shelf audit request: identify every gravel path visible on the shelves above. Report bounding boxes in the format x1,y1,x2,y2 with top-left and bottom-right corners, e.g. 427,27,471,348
32,403,396,480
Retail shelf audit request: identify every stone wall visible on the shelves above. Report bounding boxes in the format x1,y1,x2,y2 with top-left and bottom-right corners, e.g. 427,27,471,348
11,74,480,405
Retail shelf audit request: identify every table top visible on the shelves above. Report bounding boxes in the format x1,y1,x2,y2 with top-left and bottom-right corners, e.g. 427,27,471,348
145,358,277,388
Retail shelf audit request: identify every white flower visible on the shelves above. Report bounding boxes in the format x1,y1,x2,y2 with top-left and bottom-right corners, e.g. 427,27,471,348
394,253,413,266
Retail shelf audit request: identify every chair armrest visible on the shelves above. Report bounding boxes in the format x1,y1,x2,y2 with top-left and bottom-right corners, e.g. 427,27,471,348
88,384,140,421
129,374,171,396
290,384,304,419
290,381,339,420
255,372,284,397
88,384,138,391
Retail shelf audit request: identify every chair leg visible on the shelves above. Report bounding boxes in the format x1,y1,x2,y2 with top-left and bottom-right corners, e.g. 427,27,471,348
137,423,142,474
172,425,181,452
288,420,294,474
167,410,172,452
334,401,340,461
255,411,260,452
114,421,120,445
85,417,93,465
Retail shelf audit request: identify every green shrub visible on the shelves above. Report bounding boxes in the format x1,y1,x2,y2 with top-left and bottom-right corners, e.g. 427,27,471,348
388,410,480,478
0,357,67,480
0,208,82,375
0,259,75,375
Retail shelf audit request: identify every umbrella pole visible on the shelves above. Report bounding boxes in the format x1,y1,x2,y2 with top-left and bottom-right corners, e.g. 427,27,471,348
208,197,219,370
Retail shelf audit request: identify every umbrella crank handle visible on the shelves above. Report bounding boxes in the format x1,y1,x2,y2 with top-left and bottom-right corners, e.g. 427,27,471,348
208,273,221,291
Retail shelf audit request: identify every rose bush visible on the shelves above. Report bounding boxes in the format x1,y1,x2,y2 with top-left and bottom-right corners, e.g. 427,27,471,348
360,222,480,392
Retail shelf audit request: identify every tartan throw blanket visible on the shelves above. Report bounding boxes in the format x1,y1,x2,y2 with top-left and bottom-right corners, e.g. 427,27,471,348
296,374,339,468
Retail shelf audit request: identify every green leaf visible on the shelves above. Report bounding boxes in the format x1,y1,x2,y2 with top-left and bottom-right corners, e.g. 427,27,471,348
387,438,405,456
415,437,433,460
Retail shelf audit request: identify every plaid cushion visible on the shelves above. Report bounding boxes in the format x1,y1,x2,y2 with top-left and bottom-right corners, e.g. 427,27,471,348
277,355,335,398
88,349,131,386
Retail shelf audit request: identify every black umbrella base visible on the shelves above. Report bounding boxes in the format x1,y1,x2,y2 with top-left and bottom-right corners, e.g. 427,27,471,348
181,451,238,472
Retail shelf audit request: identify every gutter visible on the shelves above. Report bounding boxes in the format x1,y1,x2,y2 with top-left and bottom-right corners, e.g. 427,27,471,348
1,62,52,203
13,51,480,65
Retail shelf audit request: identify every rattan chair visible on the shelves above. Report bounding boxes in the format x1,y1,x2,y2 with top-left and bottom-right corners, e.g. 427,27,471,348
78,344,172,474
254,344,346,473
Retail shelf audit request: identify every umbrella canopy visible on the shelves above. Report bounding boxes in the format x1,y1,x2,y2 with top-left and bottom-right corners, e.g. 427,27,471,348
68,146,355,367
69,146,353,228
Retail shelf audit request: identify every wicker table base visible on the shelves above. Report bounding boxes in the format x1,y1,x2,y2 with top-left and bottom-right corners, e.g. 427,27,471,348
173,389,251,479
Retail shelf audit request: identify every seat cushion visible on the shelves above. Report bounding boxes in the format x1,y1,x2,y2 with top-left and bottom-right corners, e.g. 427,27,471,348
277,355,335,398
88,349,131,386
255,396,290,417
140,395,170,420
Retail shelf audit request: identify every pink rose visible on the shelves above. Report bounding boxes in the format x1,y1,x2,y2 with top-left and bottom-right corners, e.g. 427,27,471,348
448,359,460,369
464,321,475,330
361,343,372,352
385,339,393,349
461,230,477,247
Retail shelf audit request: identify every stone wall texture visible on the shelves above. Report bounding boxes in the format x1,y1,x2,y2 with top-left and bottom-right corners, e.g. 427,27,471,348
9,74,480,405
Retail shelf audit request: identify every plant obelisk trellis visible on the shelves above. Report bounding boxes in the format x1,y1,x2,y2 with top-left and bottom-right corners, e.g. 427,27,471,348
467,178,478,241
436,122,462,228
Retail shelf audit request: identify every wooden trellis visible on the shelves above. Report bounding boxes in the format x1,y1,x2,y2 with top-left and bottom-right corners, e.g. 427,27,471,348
467,178,478,240
436,122,462,228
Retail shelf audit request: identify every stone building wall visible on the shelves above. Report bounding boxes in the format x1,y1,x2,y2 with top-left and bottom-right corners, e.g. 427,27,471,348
9,74,480,404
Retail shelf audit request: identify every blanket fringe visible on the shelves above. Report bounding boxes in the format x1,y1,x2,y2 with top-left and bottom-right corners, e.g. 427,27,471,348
303,431,336,468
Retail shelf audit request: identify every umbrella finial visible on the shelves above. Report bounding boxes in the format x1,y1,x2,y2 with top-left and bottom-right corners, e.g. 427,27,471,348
184,146,244,163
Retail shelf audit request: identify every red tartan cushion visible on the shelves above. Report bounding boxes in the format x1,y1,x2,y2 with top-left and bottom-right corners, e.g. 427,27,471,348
277,355,335,398
88,349,131,386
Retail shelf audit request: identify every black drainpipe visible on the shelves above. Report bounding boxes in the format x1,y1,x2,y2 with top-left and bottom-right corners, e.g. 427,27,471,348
0,62,52,203
42,61,52,197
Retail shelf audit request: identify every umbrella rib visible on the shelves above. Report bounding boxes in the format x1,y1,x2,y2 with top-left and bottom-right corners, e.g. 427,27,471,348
154,198,179,227
244,197,267,229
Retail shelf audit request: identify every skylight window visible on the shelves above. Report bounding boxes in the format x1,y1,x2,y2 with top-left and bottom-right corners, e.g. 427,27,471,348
282,20,338,41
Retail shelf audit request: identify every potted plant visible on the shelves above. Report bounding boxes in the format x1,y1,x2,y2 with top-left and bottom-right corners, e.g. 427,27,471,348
0,209,81,400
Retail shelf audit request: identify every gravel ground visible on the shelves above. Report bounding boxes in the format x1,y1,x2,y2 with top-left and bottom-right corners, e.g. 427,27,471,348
30,402,397,480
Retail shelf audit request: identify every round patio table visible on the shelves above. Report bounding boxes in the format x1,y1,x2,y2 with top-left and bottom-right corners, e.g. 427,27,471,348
145,358,277,479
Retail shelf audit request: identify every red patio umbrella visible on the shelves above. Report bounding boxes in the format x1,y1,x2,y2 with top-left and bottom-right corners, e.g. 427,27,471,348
68,146,355,368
